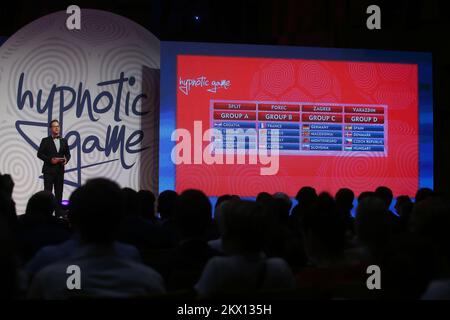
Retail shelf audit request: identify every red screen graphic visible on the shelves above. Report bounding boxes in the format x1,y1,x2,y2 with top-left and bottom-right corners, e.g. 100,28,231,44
176,55,419,197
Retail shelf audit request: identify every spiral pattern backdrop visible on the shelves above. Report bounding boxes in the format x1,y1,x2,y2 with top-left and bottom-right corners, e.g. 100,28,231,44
0,10,160,214
7,39,89,120
348,62,379,91
298,61,333,97
0,120,43,214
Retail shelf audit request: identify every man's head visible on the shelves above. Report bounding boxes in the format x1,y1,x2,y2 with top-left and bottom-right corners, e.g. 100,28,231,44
137,190,156,221
174,189,212,240
295,186,317,206
302,193,347,263
121,187,140,216
375,186,394,209
49,119,60,137
25,191,57,218
221,200,264,255
157,190,178,220
335,188,355,212
0,174,14,198
415,188,435,204
355,196,392,251
69,178,123,244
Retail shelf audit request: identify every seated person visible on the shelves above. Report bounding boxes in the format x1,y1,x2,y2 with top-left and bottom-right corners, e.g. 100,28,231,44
195,200,295,298
28,179,165,299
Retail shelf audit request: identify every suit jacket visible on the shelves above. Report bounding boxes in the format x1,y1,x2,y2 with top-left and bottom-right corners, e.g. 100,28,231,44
37,136,71,174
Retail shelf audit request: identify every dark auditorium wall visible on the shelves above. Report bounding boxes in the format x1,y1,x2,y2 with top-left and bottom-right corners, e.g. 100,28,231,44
1,0,448,197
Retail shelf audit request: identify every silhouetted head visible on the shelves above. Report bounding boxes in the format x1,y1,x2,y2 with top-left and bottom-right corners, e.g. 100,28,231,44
395,195,413,217
0,184,17,228
415,188,435,204
410,197,450,278
214,194,234,229
0,174,14,198
410,197,450,247
137,190,156,221
215,198,238,237
295,186,317,207
67,187,82,230
256,192,272,204
157,190,178,220
25,191,57,218
356,196,392,258
121,187,140,216
0,217,18,299
335,188,354,212
273,192,292,211
222,200,264,255
215,194,233,210
69,178,123,244
273,192,292,223
358,191,375,203
302,193,346,264
49,119,60,137
375,186,394,209
174,189,212,240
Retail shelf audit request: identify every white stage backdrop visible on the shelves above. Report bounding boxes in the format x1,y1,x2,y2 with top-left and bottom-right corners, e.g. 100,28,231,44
0,10,160,214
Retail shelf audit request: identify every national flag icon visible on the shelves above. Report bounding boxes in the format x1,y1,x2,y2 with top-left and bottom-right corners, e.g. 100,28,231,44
302,144,310,150
302,125,310,130
345,146,352,151
345,138,353,144
344,132,353,137
259,130,268,138
302,131,310,136
214,122,223,127
260,123,265,129
345,125,352,130
303,138,310,143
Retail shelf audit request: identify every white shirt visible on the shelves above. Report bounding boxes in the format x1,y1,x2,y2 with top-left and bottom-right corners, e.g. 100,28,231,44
53,137,60,153
195,254,295,297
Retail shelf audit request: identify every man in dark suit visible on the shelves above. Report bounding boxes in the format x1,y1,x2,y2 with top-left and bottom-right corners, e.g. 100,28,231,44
37,120,71,213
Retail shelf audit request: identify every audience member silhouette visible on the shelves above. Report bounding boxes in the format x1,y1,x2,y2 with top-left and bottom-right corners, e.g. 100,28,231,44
296,193,366,293
157,190,179,245
0,173,17,229
208,195,237,253
355,196,392,264
195,200,295,297
1,170,446,300
375,186,400,232
157,190,178,222
335,188,355,234
117,187,171,250
273,192,292,224
28,178,165,299
147,189,221,291
357,191,375,202
290,186,318,229
415,187,435,204
16,191,70,264
137,190,157,224
0,216,19,299
25,187,141,278
414,197,450,299
395,195,413,233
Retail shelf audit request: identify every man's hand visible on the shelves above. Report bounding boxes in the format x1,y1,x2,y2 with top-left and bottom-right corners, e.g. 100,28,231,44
63,157,67,165
51,157,59,165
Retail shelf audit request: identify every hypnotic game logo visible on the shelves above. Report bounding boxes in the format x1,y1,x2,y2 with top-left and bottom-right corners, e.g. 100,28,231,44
0,9,160,213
